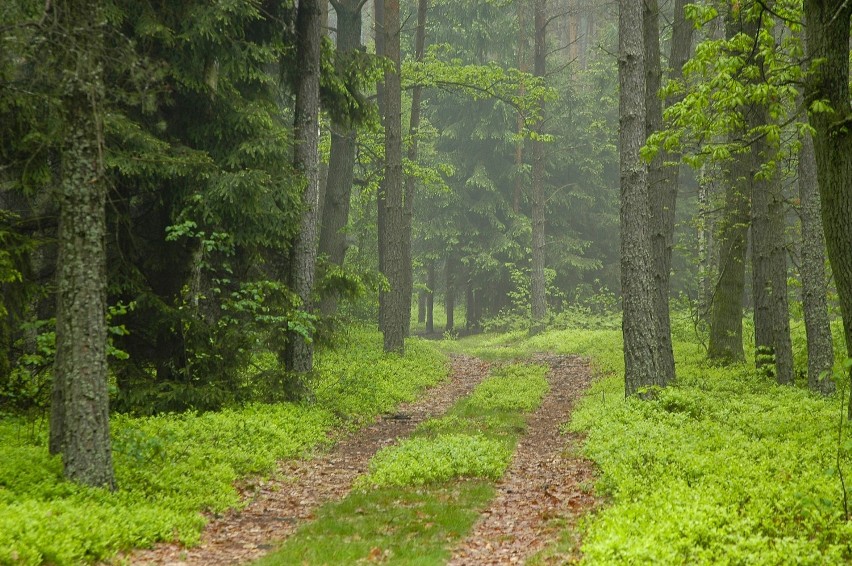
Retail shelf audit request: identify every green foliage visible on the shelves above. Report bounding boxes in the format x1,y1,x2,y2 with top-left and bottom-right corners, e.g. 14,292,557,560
358,362,547,488
0,328,447,564
357,434,511,488
255,481,495,566
450,321,852,564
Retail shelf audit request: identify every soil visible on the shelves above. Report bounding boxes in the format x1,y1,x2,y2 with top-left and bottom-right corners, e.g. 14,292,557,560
121,353,600,565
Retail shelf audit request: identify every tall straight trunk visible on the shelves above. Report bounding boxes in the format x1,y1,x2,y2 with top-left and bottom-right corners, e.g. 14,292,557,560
697,166,716,319
743,10,792,385
708,155,750,363
375,0,387,333
426,260,435,333
514,0,528,215
529,0,547,334
643,0,673,385
708,13,750,364
379,0,405,353
803,0,852,412
749,134,793,384
445,255,455,332
402,0,427,338
48,0,115,489
646,0,692,384
798,124,835,394
619,0,661,396
417,290,426,324
318,0,363,317
285,0,323,373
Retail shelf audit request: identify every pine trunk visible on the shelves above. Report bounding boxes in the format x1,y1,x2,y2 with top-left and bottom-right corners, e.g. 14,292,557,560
803,0,852,412
401,0,427,338
798,125,835,394
48,0,115,489
426,261,435,334
285,0,323,373
529,0,547,335
380,0,405,353
318,0,362,317
619,0,661,396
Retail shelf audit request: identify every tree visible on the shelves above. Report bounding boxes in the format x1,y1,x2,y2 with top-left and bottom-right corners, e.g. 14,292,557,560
803,0,852,409
402,0,428,337
285,0,324,372
619,0,661,396
645,0,693,385
318,0,367,317
798,122,834,394
379,0,406,353
529,0,548,334
47,0,115,488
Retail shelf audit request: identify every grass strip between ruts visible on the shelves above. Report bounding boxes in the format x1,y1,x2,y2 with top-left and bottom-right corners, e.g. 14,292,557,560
255,363,549,565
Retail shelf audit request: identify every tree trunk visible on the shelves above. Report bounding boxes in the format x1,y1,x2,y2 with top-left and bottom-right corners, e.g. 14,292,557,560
417,290,426,324
401,0,427,338
798,123,835,394
707,152,750,363
643,0,673,385
708,13,751,365
426,260,435,333
645,0,692,385
285,0,323,373
514,0,528,215
379,0,405,353
318,0,363,317
48,0,115,489
445,255,455,332
375,0,387,333
803,0,852,411
529,0,547,335
619,0,661,396
743,11,792,385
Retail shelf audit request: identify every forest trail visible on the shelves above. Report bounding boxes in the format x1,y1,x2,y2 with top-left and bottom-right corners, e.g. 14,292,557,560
124,354,598,565
448,355,597,565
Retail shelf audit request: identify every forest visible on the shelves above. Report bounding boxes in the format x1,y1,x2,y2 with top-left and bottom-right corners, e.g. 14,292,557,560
1,0,852,563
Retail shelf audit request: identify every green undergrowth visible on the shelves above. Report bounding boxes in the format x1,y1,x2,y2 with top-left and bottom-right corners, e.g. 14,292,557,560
258,363,548,564
448,320,852,564
0,327,447,565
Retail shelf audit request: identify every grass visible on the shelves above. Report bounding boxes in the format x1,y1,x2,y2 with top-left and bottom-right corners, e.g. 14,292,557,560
0,327,448,565
447,317,852,565
254,481,495,566
258,363,549,565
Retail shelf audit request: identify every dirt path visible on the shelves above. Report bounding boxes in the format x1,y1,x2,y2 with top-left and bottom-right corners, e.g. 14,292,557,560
125,354,491,566
447,354,599,565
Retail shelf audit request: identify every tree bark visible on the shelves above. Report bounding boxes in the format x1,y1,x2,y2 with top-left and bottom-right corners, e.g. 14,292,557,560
798,123,835,394
379,0,406,353
645,0,692,385
530,0,547,334
375,0,387,333
707,153,750,363
803,0,852,411
514,0,528,215
285,0,323,373
426,260,435,333
48,0,115,489
708,13,751,365
619,0,662,396
402,0,428,338
445,255,455,332
318,0,363,317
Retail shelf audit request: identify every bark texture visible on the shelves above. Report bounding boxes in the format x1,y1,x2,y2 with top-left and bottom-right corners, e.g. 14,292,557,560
426,261,435,334
285,0,323,373
529,0,547,334
48,0,115,489
803,0,852,410
401,0,427,337
798,125,835,394
619,0,661,396
379,0,406,353
318,0,363,317
707,155,750,363
645,0,692,385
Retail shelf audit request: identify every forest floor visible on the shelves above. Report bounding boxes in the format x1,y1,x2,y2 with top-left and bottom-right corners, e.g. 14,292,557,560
123,353,598,566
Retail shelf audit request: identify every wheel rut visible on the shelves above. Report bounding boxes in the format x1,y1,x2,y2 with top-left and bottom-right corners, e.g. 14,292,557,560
124,354,491,565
